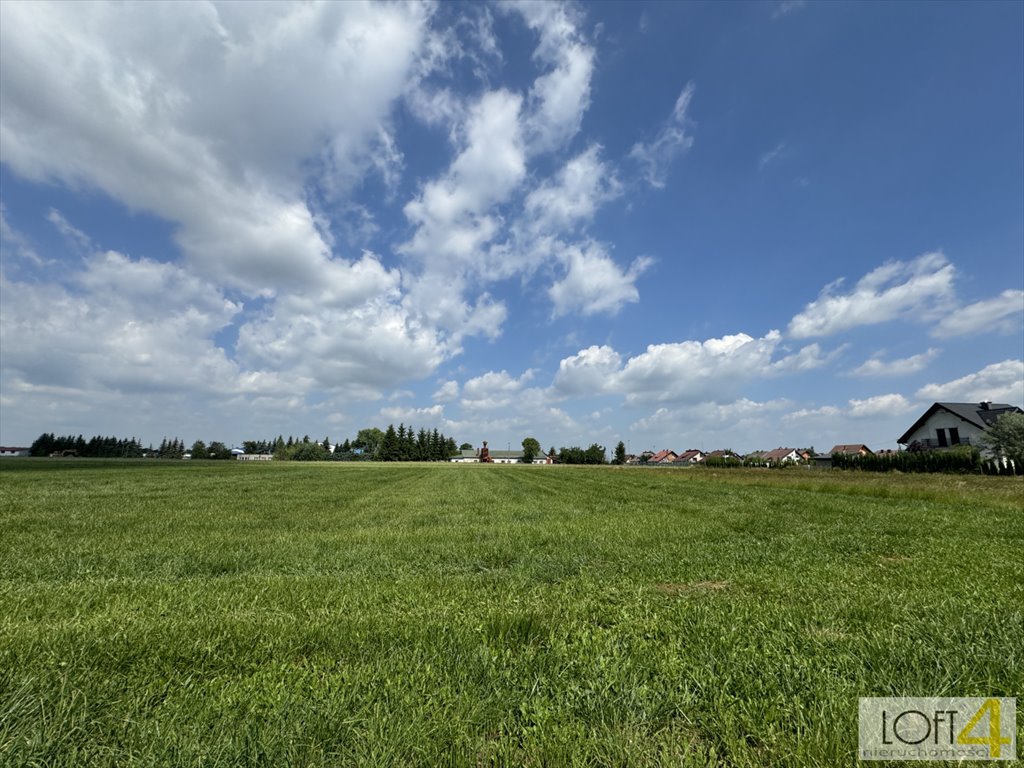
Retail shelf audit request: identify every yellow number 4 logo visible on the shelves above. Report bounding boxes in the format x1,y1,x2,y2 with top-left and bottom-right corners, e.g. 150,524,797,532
957,698,1011,758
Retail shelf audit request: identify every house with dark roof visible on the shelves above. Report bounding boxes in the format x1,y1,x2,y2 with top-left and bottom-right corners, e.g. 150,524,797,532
897,402,1023,453
672,449,705,464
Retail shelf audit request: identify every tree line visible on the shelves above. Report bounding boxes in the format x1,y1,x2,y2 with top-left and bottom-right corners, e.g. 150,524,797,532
26,424,461,463
555,444,607,464
29,430,619,466
29,433,146,458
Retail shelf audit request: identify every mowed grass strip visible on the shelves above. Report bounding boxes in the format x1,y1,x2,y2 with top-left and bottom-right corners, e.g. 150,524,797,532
1,461,1021,767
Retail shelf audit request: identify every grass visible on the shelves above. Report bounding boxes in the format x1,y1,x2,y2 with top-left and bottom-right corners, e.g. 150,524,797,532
0,460,1021,766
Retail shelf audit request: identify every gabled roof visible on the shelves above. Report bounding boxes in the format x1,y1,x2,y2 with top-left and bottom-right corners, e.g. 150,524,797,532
762,447,798,461
707,449,740,458
829,444,873,455
673,449,704,463
489,450,523,459
897,402,1023,445
649,449,677,463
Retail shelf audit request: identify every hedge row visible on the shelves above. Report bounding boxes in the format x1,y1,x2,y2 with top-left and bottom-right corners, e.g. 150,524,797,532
831,448,1018,475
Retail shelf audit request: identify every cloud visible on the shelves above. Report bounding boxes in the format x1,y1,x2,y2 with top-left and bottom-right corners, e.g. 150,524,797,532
847,393,914,419
931,290,1024,338
553,330,813,406
782,405,842,423
510,1,595,154
399,3,613,328
234,256,448,401
548,242,652,317
770,342,835,373
758,142,788,171
0,203,47,269
553,345,623,396
629,82,696,188
916,360,1024,404
0,250,240,395
629,398,792,449
46,209,92,251
401,88,526,278
850,348,940,377
523,145,621,236
617,332,784,405
379,404,445,423
433,380,460,402
460,369,535,410
0,1,432,296
788,252,956,338
772,1,807,19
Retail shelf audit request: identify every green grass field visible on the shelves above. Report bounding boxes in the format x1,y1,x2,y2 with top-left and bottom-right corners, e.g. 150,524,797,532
1,460,1021,766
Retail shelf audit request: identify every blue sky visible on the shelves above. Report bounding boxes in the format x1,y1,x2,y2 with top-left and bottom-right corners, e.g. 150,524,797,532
1,0,1022,454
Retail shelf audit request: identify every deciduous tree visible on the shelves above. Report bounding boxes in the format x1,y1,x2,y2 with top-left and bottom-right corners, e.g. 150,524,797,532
521,437,540,464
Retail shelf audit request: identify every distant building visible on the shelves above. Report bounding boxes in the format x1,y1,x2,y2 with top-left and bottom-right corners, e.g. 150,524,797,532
828,444,873,456
449,448,550,464
672,449,705,464
812,446,870,469
761,447,801,465
0,446,30,457
707,449,743,461
236,453,273,461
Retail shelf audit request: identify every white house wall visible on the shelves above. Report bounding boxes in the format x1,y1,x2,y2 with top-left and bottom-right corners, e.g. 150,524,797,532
904,412,987,447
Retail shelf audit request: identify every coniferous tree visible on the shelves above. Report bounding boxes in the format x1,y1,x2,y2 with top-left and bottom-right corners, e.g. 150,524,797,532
381,424,398,461
613,441,627,465
396,424,408,460
404,424,417,460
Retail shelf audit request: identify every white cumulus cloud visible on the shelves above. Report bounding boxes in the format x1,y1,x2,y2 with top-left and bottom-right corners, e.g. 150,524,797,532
932,290,1024,338
850,348,940,377
548,242,652,317
847,393,914,419
916,360,1024,404
0,0,432,295
788,252,955,338
553,330,810,406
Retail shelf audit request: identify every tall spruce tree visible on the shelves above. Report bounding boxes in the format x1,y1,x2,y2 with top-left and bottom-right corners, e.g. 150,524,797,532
381,424,398,461
613,441,626,465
